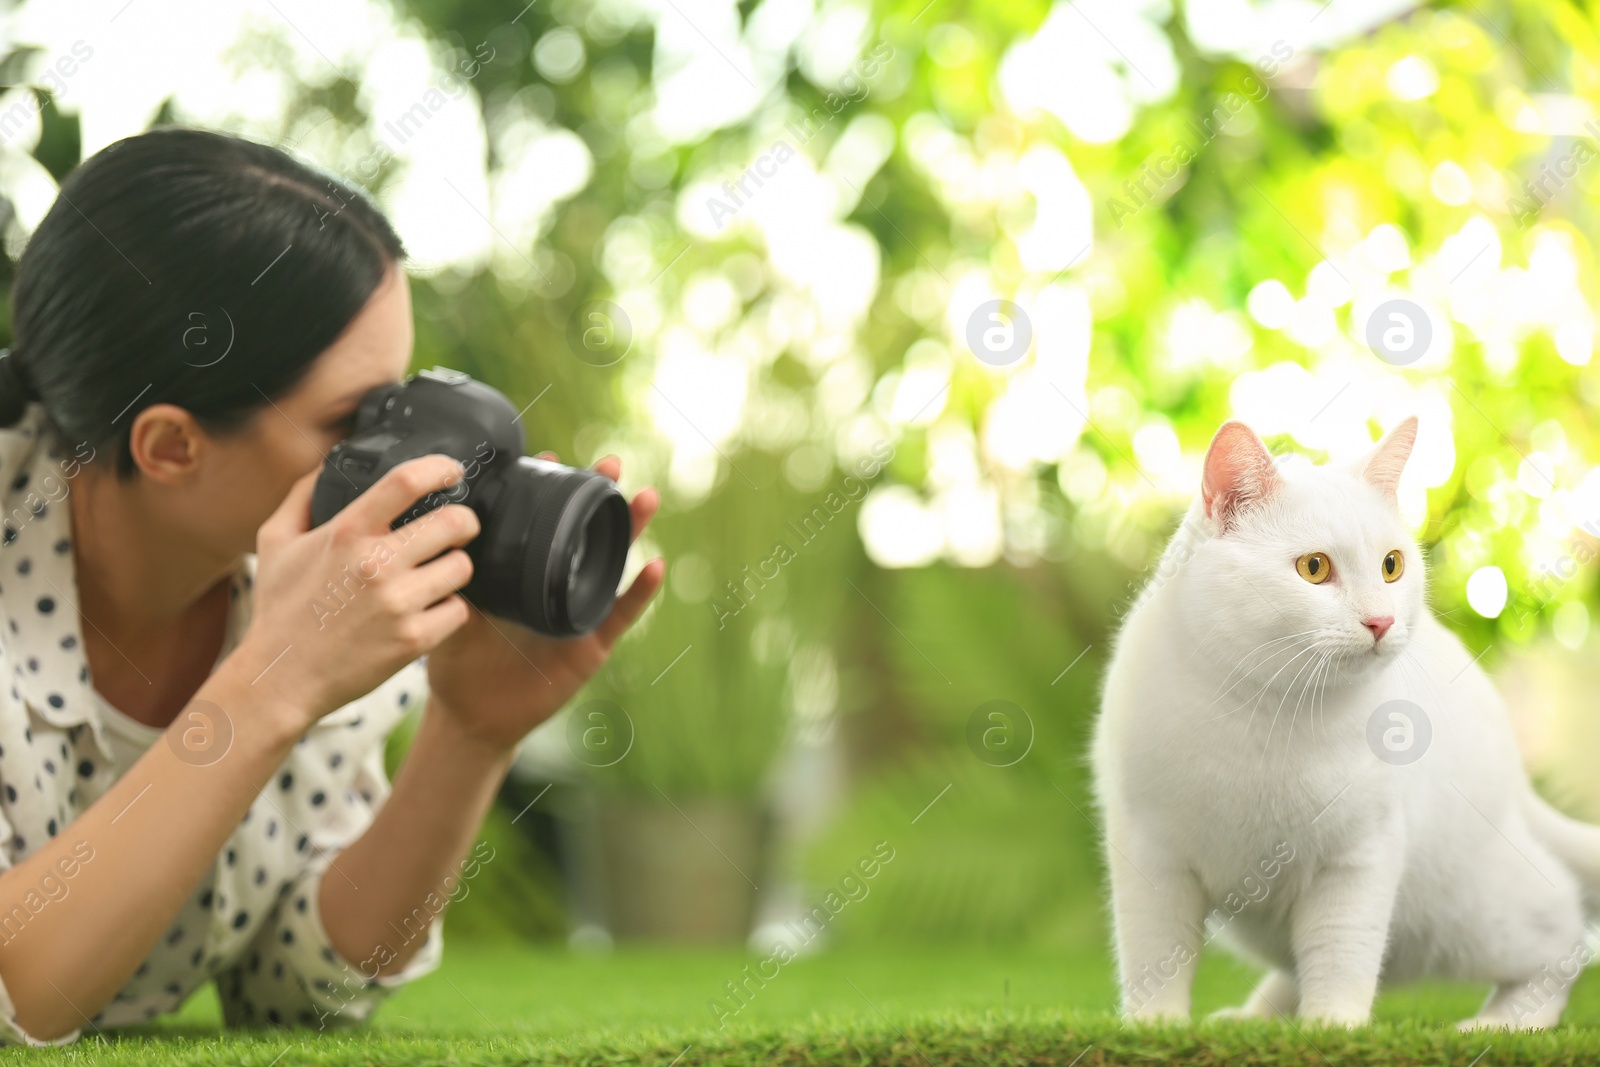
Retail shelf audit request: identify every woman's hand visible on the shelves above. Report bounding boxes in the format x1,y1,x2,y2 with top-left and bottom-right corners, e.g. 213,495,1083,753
424,455,663,752
237,454,481,728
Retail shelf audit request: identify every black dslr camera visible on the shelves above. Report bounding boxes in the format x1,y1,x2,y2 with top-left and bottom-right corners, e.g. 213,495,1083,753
309,367,630,637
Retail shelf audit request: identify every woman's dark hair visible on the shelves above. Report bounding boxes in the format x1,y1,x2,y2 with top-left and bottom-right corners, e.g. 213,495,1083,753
3,125,406,476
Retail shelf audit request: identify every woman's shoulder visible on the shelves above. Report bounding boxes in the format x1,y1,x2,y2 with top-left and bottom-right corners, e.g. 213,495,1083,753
0,405,96,528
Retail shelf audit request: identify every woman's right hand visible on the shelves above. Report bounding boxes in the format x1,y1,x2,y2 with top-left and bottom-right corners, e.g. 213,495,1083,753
233,454,481,728
0,453,480,1042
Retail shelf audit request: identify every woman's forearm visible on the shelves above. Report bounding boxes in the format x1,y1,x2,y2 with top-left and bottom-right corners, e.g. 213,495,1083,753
0,657,309,1040
317,695,514,977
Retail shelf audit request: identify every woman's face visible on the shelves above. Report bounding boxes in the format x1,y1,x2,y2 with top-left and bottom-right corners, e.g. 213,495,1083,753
170,264,414,559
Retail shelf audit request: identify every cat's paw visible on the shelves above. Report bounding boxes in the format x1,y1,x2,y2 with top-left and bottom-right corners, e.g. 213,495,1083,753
1121,1006,1189,1025
1206,1005,1259,1022
1298,1008,1370,1029
1208,972,1299,1021
1464,981,1567,1030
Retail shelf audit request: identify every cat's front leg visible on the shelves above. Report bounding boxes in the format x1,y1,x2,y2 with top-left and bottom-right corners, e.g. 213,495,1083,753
1288,848,1402,1026
1107,820,1206,1022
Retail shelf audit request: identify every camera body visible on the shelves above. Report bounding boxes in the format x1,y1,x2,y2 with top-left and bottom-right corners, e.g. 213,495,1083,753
309,367,630,637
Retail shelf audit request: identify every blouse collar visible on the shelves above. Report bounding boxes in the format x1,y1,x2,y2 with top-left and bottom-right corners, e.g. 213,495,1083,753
0,405,254,760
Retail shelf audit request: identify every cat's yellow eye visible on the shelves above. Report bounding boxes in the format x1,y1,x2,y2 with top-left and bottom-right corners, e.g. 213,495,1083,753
1296,552,1332,584
1383,550,1404,583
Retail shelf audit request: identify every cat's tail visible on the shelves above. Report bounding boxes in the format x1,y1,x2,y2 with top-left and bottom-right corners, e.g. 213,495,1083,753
1524,791,1600,892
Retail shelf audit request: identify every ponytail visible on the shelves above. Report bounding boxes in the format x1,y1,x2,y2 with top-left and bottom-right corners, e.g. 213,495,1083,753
0,349,39,429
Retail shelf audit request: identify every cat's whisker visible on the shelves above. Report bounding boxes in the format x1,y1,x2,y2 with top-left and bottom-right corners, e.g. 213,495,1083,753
1204,630,1322,710
1393,653,1430,716
1306,648,1337,751
1309,651,1328,744
1186,616,1230,665
1211,628,1320,676
1395,654,1421,704
1315,647,1346,741
1398,647,1450,738
1305,650,1328,738
1286,646,1335,754
1240,638,1329,736
1251,638,1331,703
1280,651,1318,752
1203,637,1325,724
1200,637,1315,723
1259,640,1332,764
1278,650,1322,771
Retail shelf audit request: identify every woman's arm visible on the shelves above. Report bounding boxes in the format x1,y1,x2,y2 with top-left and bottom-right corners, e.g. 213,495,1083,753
316,694,514,976
0,658,305,1040
0,455,482,1041
316,461,662,977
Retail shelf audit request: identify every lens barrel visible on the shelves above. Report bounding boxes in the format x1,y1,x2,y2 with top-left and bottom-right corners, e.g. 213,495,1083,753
468,457,631,636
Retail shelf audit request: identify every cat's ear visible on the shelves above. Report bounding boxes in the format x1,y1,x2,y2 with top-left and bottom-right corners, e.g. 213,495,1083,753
1358,416,1418,504
1202,421,1279,532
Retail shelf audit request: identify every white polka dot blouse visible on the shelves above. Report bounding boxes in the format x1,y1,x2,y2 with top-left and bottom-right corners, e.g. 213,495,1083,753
0,404,441,1045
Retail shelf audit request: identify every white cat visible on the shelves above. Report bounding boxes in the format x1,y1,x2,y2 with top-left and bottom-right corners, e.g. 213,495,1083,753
1093,416,1600,1030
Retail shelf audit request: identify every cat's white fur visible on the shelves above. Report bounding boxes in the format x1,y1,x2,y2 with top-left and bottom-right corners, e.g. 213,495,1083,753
1093,417,1600,1030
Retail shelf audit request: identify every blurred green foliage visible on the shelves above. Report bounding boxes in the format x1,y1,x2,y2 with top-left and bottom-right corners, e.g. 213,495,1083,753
2,0,1597,949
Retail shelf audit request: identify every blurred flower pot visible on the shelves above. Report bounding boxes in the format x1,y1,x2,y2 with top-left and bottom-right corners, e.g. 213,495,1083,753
582,795,769,943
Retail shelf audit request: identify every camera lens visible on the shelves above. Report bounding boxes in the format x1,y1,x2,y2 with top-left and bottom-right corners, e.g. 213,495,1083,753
469,458,631,636
536,473,630,634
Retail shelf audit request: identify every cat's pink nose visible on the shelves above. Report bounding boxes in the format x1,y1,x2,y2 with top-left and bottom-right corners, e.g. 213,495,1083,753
1364,616,1395,642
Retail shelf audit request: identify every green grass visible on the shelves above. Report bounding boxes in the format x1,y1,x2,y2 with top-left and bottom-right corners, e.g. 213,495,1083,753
11,942,1600,1065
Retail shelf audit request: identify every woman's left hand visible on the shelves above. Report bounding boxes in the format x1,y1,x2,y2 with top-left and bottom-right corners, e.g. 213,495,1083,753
424,455,663,751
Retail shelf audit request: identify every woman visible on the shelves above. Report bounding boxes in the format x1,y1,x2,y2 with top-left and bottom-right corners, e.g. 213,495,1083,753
0,125,663,1043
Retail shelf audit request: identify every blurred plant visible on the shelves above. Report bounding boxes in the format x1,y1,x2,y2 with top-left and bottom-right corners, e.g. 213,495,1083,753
2,0,1598,949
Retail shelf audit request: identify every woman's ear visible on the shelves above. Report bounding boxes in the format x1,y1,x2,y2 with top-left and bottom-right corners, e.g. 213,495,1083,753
127,403,208,484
